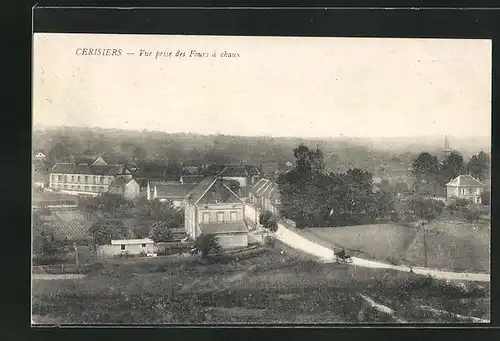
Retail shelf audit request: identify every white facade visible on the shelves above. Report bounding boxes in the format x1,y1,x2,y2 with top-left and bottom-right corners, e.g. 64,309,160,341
97,238,156,258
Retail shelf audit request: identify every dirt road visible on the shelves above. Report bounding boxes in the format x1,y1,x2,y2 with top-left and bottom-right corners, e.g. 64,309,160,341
275,224,490,283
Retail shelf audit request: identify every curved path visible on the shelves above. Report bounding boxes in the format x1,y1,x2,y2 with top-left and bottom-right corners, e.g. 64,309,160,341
274,224,490,283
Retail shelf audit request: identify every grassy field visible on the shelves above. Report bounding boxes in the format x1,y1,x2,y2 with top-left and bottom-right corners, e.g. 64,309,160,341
32,242,490,324
33,191,79,206
299,221,490,273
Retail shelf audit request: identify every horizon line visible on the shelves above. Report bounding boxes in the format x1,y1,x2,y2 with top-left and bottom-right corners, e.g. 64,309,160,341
32,124,491,140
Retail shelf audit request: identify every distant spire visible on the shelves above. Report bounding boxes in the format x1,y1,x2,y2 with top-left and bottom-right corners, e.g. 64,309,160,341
443,135,452,154
444,135,450,150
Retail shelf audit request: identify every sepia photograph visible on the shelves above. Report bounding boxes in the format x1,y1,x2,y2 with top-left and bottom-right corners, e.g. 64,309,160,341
32,32,491,325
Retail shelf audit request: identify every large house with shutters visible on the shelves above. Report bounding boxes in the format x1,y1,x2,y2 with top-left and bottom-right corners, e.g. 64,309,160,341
446,175,485,204
49,156,134,196
184,177,249,248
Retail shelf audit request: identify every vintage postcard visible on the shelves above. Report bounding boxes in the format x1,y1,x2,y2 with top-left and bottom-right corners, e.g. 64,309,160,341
32,33,491,325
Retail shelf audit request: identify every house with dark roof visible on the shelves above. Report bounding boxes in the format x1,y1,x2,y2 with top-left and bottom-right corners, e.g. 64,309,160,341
147,181,197,208
184,177,248,248
446,175,485,204
49,162,133,196
249,178,281,217
108,178,140,200
205,164,261,188
179,175,205,184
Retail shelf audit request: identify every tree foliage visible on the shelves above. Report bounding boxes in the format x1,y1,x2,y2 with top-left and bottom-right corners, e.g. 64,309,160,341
150,220,173,243
278,144,395,228
89,217,127,245
467,151,490,181
439,151,466,185
259,211,278,232
407,196,444,222
194,234,220,259
412,152,439,179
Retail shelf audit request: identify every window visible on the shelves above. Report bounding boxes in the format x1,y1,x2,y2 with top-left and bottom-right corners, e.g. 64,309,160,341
99,176,104,184
84,186,89,191
461,188,467,195
71,175,75,182
203,212,210,223
121,245,126,250
85,176,89,183
77,176,81,182
217,212,224,223
52,175,56,182
230,212,237,221
141,244,146,248
58,175,62,181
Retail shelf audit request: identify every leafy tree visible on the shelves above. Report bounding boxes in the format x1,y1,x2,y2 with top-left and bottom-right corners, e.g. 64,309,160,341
460,206,480,223
133,146,147,162
259,211,278,232
150,221,172,243
408,196,444,222
227,180,241,195
194,234,220,260
294,144,325,174
132,221,151,239
447,197,470,217
468,151,490,181
439,151,466,185
481,191,491,205
89,217,126,245
48,142,72,162
412,152,439,179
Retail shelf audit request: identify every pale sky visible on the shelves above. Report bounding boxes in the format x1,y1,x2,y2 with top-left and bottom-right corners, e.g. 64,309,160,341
33,33,491,138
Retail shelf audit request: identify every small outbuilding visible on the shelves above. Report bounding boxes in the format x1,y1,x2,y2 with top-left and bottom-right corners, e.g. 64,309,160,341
97,238,156,258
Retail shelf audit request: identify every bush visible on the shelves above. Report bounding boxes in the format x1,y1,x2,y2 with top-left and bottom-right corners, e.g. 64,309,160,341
194,234,221,260
259,211,278,232
481,191,491,205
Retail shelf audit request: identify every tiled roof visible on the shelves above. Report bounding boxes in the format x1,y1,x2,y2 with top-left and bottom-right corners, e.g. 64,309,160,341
205,164,261,177
73,155,100,165
51,163,123,176
155,183,196,198
251,178,280,202
182,166,200,175
180,175,206,184
111,238,154,245
220,165,261,177
187,177,218,203
199,222,248,234
446,175,485,187
109,178,136,188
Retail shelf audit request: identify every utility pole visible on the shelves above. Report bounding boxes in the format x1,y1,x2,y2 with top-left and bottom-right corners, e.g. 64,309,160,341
73,242,79,266
422,220,428,268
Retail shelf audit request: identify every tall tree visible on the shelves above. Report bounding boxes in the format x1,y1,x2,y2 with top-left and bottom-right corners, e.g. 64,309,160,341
133,146,147,162
89,216,127,245
468,151,490,181
412,152,439,180
47,142,72,162
439,151,466,185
